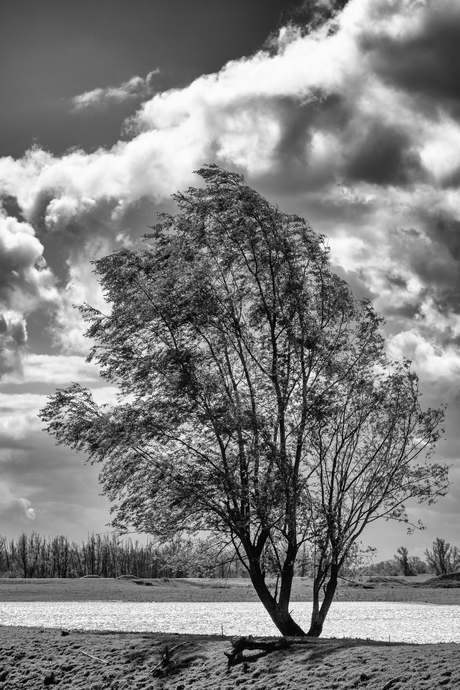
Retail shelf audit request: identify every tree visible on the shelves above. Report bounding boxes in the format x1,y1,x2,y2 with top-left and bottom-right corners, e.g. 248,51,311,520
395,547,415,576
393,548,428,576
40,165,448,637
295,356,446,635
425,538,460,575
363,558,400,576
409,556,427,575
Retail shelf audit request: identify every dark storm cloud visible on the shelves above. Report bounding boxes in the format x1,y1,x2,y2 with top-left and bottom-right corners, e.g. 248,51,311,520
362,3,460,107
385,302,422,321
377,270,424,320
400,215,460,318
29,194,121,280
275,0,351,36
391,225,460,292
267,99,422,190
344,121,422,186
430,217,460,264
330,264,377,302
262,93,353,192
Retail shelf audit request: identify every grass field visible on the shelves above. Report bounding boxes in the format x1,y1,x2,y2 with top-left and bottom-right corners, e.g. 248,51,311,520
0,574,459,605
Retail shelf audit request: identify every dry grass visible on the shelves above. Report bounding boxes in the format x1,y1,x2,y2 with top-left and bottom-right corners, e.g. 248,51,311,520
0,575,459,605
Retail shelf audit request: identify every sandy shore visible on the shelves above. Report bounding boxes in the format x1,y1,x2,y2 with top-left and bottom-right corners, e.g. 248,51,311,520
0,577,459,688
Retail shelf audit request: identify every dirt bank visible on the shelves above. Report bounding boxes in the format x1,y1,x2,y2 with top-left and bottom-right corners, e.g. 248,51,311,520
0,626,458,689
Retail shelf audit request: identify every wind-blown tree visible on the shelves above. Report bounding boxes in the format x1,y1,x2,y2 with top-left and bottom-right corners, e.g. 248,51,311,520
40,165,448,637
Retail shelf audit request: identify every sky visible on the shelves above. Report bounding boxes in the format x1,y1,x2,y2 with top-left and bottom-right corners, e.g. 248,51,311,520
1,0,460,563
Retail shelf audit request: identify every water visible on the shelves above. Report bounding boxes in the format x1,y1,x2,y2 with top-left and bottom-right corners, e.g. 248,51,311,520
0,601,458,644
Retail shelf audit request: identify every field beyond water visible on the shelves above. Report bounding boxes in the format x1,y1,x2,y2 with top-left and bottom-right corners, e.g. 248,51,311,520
0,573,459,604
1,575,459,688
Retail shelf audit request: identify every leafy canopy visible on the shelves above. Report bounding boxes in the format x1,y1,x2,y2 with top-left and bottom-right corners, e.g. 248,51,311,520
40,165,448,637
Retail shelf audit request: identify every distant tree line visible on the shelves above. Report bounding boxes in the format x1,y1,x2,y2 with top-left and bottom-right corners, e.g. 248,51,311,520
364,538,460,577
0,532,458,579
0,532,350,579
0,532,250,579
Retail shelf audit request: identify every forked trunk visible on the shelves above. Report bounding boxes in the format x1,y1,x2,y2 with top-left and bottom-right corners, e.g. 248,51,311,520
249,558,306,637
307,564,339,637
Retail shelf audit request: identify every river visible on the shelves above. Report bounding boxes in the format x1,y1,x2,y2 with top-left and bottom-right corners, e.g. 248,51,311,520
0,601,458,643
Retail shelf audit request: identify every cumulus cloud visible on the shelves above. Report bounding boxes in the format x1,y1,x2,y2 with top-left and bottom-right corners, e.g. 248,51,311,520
0,0,460,373
49,243,113,354
71,70,160,111
0,311,27,347
18,497,35,520
387,329,460,386
0,206,57,309
0,203,59,378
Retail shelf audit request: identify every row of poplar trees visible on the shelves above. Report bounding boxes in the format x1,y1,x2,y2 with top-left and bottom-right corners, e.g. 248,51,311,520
0,533,346,579
0,532,245,579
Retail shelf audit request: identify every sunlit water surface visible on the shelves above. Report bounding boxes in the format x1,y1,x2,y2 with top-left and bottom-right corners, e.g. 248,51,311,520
0,601,458,644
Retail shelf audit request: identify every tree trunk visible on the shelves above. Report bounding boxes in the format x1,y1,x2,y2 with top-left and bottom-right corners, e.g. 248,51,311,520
307,564,339,637
249,558,306,637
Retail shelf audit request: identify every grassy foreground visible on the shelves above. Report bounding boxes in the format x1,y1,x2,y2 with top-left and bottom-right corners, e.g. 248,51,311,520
0,576,459,688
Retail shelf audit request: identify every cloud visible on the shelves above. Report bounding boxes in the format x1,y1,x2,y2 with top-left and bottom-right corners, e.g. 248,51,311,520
0,206,57,310
0,483,35,521
49,246,112,355
0,204,59,379
71,71,160,111
0,354,101,386
360,0,460,105
0,370,115,444
18,497,35,519
0,311,27,346
1,0,460,373
387,329,460,388
1,0,460,550
0,311,28,380
0,392,48,439
0,430,113,539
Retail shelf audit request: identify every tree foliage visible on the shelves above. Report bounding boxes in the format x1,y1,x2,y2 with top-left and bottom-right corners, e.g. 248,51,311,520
425,537,460,575
395,546,415,576
40,165,448,636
